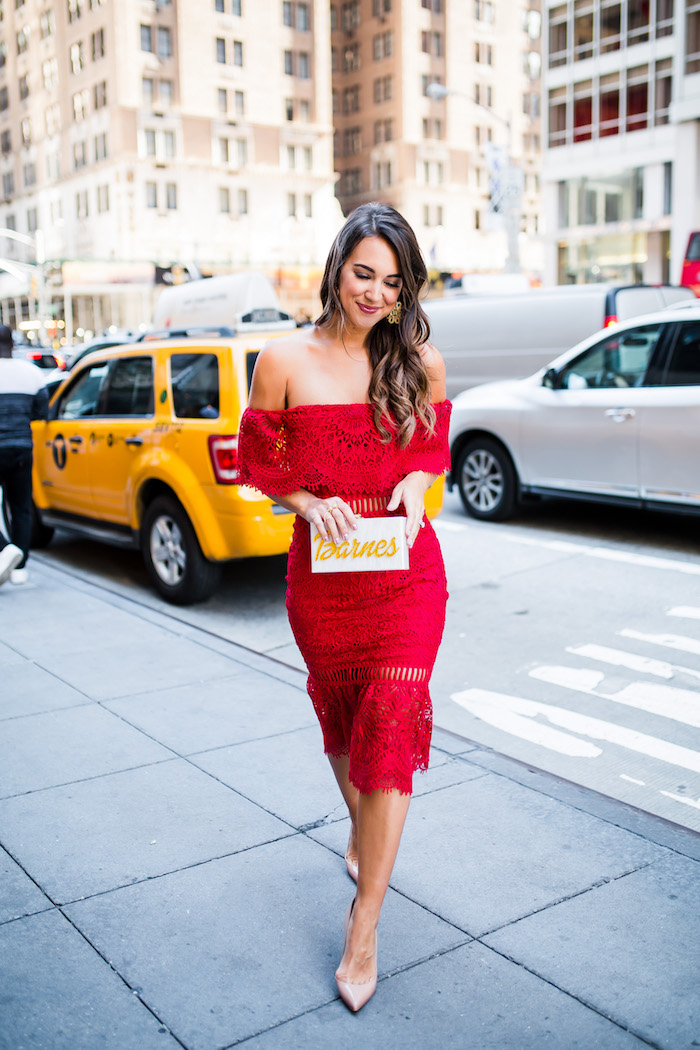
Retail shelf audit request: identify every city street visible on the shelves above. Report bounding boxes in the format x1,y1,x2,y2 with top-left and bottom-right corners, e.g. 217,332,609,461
34,489,700,835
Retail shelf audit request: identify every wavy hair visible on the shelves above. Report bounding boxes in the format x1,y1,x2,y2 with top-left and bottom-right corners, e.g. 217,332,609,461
316,202,435,446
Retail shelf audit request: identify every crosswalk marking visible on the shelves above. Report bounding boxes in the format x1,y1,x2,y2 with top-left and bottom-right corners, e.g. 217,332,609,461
529,665,700,729
659,791,700,811
619,629,700,657
566,644,676,680
499,533,700,576
667,606,700,621
452,687,700,773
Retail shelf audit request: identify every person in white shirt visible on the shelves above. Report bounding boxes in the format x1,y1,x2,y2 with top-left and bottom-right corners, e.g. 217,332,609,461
0,326,49,586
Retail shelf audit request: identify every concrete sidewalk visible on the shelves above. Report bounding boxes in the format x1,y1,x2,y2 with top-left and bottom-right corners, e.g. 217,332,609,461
1,561,698,1050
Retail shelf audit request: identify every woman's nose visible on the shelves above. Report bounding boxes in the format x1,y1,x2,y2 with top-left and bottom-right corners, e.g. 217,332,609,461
364,281,382,302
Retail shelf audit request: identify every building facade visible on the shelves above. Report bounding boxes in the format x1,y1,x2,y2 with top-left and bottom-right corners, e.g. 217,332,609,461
331,0,544,280
0,0,340,339
542,0,700,286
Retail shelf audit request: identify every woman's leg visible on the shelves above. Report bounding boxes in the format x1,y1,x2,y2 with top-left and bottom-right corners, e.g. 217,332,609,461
336,787,411,984
327,754,359,865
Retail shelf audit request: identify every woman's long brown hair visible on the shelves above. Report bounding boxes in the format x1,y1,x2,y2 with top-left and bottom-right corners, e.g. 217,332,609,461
316,202,435,447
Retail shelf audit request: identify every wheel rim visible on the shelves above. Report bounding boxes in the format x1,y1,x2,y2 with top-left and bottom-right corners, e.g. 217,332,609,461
462,449,504,513
150,514,186,586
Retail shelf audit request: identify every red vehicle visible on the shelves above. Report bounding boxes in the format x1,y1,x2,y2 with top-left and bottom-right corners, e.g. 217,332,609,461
680,231,700,296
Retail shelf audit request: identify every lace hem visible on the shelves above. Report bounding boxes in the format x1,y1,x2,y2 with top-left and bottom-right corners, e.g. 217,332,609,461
308,675,433,796
237,400,451,497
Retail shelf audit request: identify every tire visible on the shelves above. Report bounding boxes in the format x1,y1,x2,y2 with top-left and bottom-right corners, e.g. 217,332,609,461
2,498,54,548
141,495,221,605
456,437,518,522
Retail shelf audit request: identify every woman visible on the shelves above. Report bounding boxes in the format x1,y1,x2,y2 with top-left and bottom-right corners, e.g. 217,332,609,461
238,203,450,1012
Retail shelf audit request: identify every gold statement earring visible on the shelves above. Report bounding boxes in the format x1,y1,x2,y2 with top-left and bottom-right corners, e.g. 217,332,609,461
387,300,402,325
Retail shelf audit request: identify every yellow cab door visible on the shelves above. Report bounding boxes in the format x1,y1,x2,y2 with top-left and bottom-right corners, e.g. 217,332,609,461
34,358,111,516
87,355,156,524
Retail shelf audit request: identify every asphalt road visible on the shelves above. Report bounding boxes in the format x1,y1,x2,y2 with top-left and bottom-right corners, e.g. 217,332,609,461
33,490,700,834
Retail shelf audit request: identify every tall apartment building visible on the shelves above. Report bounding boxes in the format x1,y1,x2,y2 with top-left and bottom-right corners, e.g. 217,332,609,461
0,0,339,337
542,0,700,286
331,0,543,279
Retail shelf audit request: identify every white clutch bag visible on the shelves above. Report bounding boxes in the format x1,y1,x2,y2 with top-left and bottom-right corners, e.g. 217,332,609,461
310,516,409,573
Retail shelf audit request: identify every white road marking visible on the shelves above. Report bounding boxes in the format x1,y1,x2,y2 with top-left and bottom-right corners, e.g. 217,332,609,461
620,774,646,785
667,606,700,621
566,644,675,680
619,629,700,657
451,687,700,773
659,791,700,811
501,533,700,576
530,665,700,729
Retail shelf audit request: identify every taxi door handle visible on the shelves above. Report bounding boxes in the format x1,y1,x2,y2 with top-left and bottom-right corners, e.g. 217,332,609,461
125,437,143,447
69,436,83,448
604,408,635,423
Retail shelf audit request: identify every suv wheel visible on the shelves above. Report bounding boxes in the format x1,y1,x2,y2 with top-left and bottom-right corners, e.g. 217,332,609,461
141,495,221,605
456,438,518,522
2,499,54,548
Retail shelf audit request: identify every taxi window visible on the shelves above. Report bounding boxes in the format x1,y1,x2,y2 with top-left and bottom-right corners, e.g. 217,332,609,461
664,322,700,386
58,361,110,419
102,357,154,416
170,353,220,418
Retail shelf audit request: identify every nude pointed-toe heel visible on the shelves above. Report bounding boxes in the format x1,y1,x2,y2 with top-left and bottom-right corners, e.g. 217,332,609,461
344,852,358,883
335,900,378,1013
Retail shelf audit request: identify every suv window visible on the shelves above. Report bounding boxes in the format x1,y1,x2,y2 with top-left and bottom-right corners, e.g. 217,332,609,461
103,357,154,416
664,322,700,386
58,361,110,419
559,324,663,390
170,353,220,418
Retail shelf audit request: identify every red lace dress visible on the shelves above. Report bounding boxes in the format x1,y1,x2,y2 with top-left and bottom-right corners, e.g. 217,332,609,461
238,401,451,795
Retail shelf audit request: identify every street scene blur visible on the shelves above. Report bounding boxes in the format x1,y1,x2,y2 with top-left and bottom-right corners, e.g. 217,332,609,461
1,1,699,1048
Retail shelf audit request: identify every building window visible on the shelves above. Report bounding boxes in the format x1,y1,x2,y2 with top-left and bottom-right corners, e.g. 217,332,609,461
215,0,224,11
93,80,107,108
599,73,619,136
237,138,247,165
2,172,14,197
68,0,82,22
40,9,56,37
343,1,360,31
70,42,84,73
219,186,230,213
42,57,58,90
238,188,248,214
474,0,494,22
600,1,621,53
97,184,109,213
219,136,229,163
687,0,700,74
288,192,297,217
166,183,177,209
343,43,359,72
304,193,312,217
218,87,228,113
654,59,672,125
140,24,152,52
284,49,293,75
284,96,294,120
287,144,296,169
234,90,245,115
72,140,87,168
343,85,360,113
574,0,594,60
145,128,156,156
22,161,36,187
303,145,312,169
19,73,29,100
91,27,105,60
94,131,107,160
16,25,29,54
216,37,226,63
548,86,567,147
298,51,309,77
72,89,88,121
626,65,648,132
146,182,157,208
143,77,154,104
0,130,10,154
573,80,593,142
233,39,243,65
297,2,309,29
283,0,292,26
164,130,175,157
157,27,172,58
160,79,173,106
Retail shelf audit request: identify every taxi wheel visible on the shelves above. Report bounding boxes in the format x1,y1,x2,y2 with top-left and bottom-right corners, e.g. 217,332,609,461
456,437,518,522
141,495,221,605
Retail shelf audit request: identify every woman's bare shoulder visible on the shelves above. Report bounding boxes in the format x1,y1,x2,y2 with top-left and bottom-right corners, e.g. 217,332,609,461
417,342,447,402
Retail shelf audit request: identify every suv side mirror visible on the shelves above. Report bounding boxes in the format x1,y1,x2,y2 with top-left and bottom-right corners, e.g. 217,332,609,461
542,367,560,389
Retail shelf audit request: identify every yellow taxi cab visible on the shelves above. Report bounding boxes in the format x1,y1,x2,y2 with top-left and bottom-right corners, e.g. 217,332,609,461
29,314,445,605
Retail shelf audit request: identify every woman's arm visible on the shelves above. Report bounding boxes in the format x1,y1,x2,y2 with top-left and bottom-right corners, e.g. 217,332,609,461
246,339,357,543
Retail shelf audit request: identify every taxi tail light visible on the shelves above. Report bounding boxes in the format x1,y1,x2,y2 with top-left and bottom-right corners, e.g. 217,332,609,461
604,314,618,327
208,434,239,484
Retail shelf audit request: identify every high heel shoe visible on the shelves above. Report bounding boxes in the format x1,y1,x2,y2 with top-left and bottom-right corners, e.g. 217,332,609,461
344,852,358,883
335,899,378,1013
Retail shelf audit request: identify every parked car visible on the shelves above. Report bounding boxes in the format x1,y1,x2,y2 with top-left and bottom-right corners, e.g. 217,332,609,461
681,231,700,296
23,321,446,604
448,302,700,522
425,283,696,398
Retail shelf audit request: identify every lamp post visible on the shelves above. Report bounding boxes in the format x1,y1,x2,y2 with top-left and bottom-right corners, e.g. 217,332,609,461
426,82,522,274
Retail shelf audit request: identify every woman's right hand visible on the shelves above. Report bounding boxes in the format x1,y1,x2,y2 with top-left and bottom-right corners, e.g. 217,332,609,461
303,496,358,545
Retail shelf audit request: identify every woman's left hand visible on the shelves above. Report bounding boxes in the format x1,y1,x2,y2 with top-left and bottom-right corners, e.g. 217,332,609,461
387,471,436,548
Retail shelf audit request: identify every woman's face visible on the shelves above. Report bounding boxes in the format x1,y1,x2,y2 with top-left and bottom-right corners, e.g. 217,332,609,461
337,236,403,334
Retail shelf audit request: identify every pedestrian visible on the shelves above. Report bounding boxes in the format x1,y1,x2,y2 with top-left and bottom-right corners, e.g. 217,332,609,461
0,325,49,586
238,202,450,1012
